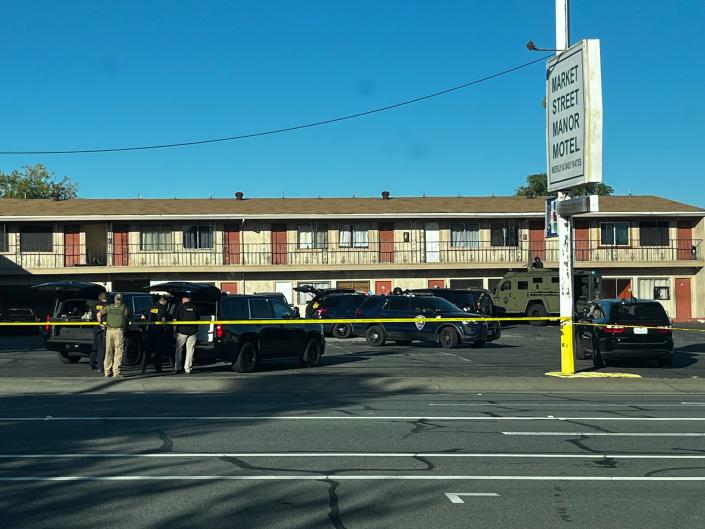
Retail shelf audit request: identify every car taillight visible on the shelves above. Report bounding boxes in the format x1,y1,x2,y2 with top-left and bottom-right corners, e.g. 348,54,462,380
314,308,328,318
45,314,51,334
603,325,625,334
215,324,224,339
656,328,672,334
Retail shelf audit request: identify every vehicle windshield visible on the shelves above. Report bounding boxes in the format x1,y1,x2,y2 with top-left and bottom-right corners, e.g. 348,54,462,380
422,297,462,312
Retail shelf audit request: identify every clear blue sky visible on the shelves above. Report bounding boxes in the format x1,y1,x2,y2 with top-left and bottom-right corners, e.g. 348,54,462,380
1,1,703,205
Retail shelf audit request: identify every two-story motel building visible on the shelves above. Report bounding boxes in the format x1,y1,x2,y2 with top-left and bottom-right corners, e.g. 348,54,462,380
1,193,703,320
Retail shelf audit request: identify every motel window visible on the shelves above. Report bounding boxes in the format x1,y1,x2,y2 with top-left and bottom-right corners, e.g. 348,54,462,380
639,221,669,247
451,223,480,248
600,222,630,246
140,225,172,251
20,225,53,252
490,222,518,247
0,224,8,252
339,224,369,248
298,223,328,250
183,225,214,249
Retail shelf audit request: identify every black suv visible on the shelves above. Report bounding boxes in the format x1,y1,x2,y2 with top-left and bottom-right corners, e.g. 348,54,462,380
410,288,501,342
576,298,674,368
351,294,488,348
309,293,367,339
293,285,358,318
147,282,325,372
34,281,155,365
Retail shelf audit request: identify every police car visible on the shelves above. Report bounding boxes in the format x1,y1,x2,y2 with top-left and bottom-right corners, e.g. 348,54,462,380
351,294,488,348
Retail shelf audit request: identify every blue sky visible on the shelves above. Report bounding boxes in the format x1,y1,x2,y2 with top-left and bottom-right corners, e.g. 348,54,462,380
1,1,703,205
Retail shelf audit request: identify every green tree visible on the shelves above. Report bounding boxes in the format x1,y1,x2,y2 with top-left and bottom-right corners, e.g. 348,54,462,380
515,172,613,197
0,164,78,200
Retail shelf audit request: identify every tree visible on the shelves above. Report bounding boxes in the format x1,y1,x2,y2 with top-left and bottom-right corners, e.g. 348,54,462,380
515,172,613,197
0,164,78,200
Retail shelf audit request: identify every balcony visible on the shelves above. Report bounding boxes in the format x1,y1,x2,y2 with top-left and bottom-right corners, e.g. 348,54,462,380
0,239,701,271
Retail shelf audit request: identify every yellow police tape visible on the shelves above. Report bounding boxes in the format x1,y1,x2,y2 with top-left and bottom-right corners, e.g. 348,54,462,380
0,316,562,327
0,317,703,331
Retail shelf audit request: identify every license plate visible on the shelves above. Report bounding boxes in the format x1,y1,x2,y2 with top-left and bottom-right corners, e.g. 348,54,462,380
633,327,648,335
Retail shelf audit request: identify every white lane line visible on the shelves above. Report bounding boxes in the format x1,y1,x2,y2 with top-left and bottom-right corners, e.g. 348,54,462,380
502,432,705,437
3,475,705,482
437,351,472,363
445,492,500,503
2,416,705,421
2,452,705,459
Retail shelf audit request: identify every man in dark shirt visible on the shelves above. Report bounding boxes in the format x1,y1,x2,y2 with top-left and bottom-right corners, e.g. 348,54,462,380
142,295,170,373
173,294,200,374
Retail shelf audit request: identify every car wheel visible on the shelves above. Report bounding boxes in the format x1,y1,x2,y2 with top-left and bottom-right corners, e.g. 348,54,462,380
365,325,386,347
592,341,604,369
332,324,352,339
394,340,412,346
124,338,143,367
658,355,673,368
439,327,459,349
233,341,258,373
471,340,485,348
527,303,548,326
57,352,81,364
299,339,322,367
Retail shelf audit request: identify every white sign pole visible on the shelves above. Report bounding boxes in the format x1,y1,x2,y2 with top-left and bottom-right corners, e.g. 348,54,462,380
555,0,575,374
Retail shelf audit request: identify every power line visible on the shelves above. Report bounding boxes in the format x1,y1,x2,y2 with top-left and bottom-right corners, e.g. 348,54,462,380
0,55,550,155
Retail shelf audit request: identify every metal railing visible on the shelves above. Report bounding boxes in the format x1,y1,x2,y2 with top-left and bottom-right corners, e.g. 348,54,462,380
0,239,701,270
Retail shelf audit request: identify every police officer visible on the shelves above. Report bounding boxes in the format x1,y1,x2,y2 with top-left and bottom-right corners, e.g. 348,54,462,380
89,292,108,371
141,295,170,373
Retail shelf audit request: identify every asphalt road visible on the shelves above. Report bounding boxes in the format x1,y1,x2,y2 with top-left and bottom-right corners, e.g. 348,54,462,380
1,323,704,379
2,390,705,529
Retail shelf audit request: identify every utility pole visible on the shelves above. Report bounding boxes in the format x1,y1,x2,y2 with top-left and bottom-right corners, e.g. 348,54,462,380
555,0,575,374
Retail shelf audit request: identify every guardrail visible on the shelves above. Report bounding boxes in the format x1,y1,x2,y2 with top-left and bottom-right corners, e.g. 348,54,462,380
0,239,701,269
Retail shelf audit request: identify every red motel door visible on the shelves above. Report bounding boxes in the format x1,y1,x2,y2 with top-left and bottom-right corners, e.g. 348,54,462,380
271,224,288,265
375,281,392,295
379,223,394,263
677,221,693,260
113,226,129,266
220,282,238,294
64,225,81,267
224,224,241,265
428,279,445,289
529,220,546,261
574,220,590,261
675,278,692,321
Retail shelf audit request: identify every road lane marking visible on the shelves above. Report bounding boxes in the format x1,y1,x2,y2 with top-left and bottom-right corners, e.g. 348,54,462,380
3,475,705,482
445,492,500,503
502,432,705,437
2,452,705,459
2,416,705,422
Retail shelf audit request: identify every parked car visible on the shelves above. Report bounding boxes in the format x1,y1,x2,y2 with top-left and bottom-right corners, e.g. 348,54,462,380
33,281,155,365
351,294,488,349
575,298,674,368
147,282,325,372
0,307,40,335
293,285,359,318
410,288,501,342
307,293,367,338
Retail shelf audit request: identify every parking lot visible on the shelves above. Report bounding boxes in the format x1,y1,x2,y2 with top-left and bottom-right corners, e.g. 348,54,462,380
2,323,704,380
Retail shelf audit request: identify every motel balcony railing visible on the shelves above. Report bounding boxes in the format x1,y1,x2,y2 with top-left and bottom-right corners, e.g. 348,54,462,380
0,239,701,270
